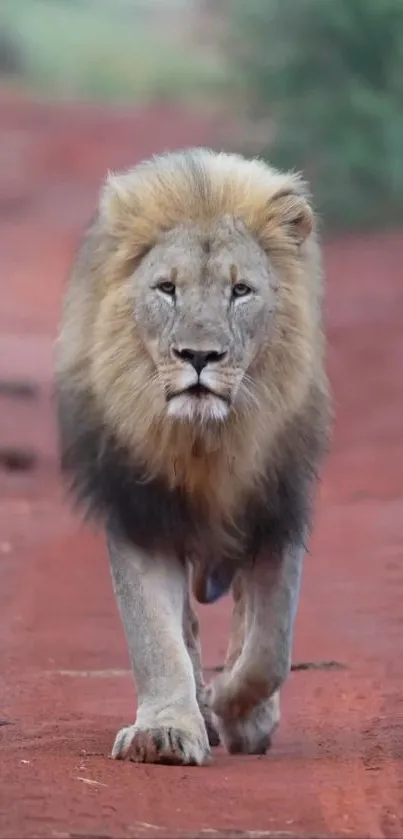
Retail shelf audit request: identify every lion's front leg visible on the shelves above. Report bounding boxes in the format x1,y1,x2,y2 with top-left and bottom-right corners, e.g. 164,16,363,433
107,530,210,766
211,543,304,754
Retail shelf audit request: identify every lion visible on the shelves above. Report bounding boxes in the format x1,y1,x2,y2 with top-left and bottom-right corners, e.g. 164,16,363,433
55,148,331,765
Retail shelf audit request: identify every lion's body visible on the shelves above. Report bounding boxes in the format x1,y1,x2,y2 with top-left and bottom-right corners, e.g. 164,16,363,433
55,148,331,764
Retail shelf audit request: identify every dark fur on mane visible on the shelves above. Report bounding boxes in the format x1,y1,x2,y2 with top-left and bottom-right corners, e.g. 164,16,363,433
56,379,328,573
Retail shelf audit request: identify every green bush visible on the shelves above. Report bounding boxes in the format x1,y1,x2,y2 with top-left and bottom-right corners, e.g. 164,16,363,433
226,0,403,231
0,26,25,75
0,0,225,104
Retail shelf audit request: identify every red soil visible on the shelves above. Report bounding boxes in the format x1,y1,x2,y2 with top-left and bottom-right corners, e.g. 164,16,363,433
0,92,402,838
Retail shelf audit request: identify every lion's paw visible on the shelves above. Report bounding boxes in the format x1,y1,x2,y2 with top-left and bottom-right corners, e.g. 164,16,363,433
210,666,270,723
198,685,220,747
111,718,210,766
214,692,280,755
204,716,220,748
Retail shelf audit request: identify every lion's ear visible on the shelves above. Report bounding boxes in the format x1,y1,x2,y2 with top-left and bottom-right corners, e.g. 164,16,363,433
270,178,314,245
98,171,156,263
99,170,135,237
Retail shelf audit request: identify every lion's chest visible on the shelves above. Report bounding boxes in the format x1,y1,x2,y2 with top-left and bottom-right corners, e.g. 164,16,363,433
160,440,259,527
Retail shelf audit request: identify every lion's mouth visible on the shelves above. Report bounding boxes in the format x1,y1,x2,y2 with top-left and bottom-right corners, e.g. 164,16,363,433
166,383,230,403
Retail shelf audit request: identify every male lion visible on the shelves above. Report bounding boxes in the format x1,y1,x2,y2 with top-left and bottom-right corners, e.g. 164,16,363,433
55,148,331,765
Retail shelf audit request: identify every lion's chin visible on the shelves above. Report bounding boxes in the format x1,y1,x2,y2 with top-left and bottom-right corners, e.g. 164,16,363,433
166,392,230,424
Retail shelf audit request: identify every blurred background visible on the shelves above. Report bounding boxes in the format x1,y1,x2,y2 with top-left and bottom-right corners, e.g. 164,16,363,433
2,0,403,228
0,0,402,510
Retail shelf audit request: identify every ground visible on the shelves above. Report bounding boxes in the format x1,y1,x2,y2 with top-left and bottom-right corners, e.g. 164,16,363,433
1,92,403,839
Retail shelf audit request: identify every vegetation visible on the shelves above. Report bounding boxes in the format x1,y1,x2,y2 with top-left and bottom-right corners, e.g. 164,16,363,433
224,0,403,231
0,0,224,103
2,0,403,232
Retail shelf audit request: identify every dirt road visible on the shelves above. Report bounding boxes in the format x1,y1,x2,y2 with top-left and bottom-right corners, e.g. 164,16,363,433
1,97,402,838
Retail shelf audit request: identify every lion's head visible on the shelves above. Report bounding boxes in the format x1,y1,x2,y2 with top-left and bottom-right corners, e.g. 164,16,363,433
88,150,319,444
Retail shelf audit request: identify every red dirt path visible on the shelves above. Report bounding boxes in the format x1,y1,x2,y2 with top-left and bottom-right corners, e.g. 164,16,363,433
1,95,403,838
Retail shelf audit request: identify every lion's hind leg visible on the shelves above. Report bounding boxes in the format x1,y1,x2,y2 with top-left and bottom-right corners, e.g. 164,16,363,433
183,583,220,747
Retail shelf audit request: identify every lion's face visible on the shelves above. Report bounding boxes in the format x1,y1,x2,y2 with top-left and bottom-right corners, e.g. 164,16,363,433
131,217,278,424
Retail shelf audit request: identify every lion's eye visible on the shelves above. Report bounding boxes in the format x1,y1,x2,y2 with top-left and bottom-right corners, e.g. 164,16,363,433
232,282,251,298
157,280,176,297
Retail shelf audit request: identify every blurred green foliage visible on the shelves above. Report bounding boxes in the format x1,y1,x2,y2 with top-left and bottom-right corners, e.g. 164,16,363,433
226,0,403,231
0,0,224,103
2,0,403,232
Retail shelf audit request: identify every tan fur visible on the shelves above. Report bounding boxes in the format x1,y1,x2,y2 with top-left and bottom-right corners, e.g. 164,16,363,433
56,148,329,541
56,148,331,764
224,573,245,671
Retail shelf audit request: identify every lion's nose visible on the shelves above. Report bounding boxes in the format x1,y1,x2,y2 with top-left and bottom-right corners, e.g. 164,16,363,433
172,348,227,374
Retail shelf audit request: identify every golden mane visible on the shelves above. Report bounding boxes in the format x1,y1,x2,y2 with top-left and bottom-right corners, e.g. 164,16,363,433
100,148,313,273
56,148,330,553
